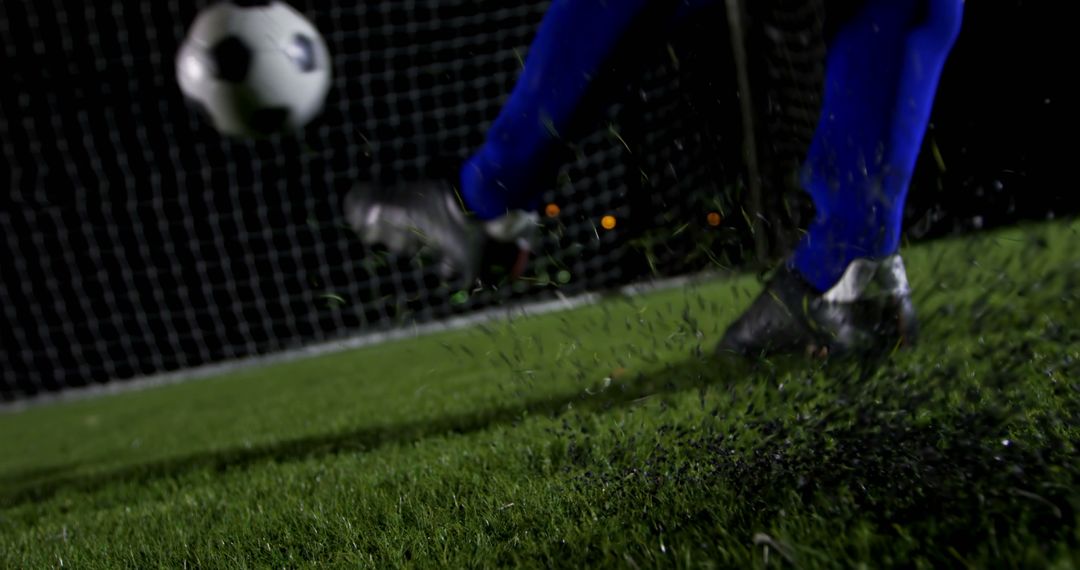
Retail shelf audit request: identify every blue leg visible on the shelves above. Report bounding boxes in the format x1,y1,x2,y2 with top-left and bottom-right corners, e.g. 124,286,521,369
460,0,717,220
790,0,963,291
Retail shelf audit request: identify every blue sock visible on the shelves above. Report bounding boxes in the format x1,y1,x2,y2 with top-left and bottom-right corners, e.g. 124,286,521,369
790,0,962,292
460,0,717,220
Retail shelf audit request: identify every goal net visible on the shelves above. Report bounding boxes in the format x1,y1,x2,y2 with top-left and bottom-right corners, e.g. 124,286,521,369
1,0,770,401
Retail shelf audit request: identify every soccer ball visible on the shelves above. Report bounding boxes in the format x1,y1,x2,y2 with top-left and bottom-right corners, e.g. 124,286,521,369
176,1,332,138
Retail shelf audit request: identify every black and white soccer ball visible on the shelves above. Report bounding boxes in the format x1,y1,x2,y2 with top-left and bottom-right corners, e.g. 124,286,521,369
176,1,331,138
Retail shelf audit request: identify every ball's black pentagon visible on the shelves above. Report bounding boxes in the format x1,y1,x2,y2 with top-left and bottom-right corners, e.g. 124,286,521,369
248,107,290,135
287,34,318,72
211,36,252,82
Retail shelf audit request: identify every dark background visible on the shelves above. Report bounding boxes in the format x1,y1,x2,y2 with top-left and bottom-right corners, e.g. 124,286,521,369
906,0,1069,238
0,0,1071,400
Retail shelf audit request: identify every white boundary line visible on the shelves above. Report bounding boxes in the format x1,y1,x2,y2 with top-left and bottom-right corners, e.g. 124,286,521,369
1,272,720,415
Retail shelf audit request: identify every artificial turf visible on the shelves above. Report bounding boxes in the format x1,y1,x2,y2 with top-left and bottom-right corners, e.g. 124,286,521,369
1,219,1077,568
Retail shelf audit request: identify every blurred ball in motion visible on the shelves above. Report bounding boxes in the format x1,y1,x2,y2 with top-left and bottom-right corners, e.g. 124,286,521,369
176,1,331,138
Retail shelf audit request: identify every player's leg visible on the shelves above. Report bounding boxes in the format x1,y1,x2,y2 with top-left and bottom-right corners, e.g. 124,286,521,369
345,0,716,281
718,0,963,357
791,0,963,290
461,0,715,220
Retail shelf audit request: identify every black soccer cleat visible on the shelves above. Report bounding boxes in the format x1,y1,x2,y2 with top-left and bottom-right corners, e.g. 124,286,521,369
342,181,537,285
716,255,918,359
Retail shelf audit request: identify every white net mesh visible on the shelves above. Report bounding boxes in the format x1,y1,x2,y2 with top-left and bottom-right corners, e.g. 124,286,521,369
1,0,752,400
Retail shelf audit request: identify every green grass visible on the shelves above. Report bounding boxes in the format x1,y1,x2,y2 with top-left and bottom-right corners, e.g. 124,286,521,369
2,219,1078,568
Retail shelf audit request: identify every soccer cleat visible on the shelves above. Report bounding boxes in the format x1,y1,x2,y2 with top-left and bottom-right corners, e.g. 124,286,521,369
716,255,918,358
342,181,537,284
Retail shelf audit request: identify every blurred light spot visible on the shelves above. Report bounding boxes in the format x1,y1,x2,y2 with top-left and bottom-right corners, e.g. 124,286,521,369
545,203,560,218
181,54,206,82
707,212,722,227
601,215,616,230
